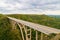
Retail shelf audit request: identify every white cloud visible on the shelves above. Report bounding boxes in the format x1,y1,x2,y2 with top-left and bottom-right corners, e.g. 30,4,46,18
44,10,60,15
0,0,7,7
0,0,60,15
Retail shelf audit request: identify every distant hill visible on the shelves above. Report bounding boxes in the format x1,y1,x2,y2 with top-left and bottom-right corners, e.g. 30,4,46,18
48,15,60,18
48,15,60,22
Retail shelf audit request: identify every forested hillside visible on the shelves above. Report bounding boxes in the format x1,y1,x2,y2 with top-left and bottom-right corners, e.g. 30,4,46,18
48,15,60,22
0,14,22,40
0,14,60,40
49,15,60,18
8,14,60,29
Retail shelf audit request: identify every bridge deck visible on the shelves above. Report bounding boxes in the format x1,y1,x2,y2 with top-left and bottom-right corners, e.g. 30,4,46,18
8,17,60,35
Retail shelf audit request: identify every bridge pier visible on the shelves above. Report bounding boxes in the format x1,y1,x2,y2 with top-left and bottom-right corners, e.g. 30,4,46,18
36,31,38,40
10,20,17,30
10,21,60,40
17,23,32,40
50,34,60,40
17,23,50,40
17,23,25,40
40,33,44,40
26,27,31,40
8,17,60,40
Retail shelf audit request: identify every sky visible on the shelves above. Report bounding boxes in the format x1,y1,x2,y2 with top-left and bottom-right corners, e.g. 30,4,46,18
0,0,60,15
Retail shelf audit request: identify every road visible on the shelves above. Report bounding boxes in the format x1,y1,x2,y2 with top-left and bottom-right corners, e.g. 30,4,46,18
8,17,60,35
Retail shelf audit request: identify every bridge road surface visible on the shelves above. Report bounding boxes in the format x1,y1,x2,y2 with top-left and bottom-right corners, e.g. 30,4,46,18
8,17,60,35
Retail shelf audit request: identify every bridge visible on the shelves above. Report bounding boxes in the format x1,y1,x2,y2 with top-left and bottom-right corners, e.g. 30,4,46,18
7,17,60,40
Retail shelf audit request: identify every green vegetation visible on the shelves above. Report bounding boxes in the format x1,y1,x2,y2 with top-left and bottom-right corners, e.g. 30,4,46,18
8,14,60,29
0,14,22,40
0,14,60,40
48,15,60,22
49,15,60,18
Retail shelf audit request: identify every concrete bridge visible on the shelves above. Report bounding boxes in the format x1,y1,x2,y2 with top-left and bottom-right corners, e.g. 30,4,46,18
8,17,60,40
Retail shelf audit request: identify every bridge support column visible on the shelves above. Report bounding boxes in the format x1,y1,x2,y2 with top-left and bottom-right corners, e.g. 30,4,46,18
28,28,31,40
25,27,31,40
18,23,32,40
44,34,48,40
17,23,25,40
40,33,44,40
23,26,29,40
36,31,38,40
50,34,60,40
10,20,16,30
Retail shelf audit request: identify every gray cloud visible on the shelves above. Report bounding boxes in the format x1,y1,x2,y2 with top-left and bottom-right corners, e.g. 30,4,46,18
0,0,60,13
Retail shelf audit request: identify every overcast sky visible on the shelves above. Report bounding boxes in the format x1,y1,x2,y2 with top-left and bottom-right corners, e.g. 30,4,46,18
0,0,60,15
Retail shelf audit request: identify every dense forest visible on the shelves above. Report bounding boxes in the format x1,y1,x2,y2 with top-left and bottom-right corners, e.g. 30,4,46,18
48,15,60,22
0,14,22,40
0,14,60,40
49,15,60,19
8,14,60,29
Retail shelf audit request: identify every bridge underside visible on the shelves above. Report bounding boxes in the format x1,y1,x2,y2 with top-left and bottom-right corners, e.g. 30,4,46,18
9,19,60,40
